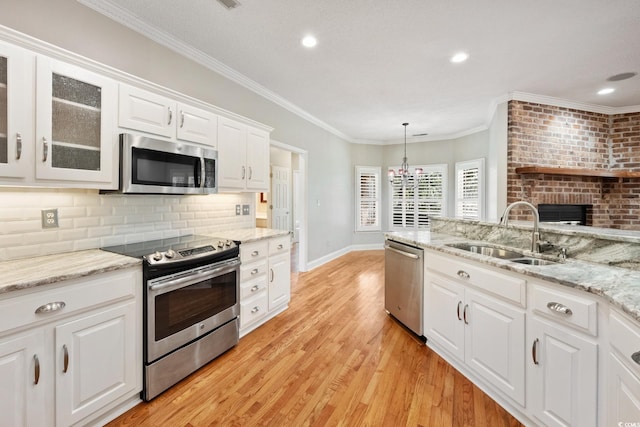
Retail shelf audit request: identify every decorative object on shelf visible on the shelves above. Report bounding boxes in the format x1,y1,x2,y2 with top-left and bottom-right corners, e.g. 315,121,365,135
388,123,423,188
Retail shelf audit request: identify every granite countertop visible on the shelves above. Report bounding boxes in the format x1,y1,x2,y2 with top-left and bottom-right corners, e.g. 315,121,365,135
386,230,640,322
212,228,291,243
0,249,141,296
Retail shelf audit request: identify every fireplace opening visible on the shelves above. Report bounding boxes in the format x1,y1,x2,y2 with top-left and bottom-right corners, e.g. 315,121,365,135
538,204,592,226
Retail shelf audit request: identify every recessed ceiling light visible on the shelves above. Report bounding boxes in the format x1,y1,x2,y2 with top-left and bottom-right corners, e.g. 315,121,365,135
598,87,615,95
302,35,317,48
450,52,469,63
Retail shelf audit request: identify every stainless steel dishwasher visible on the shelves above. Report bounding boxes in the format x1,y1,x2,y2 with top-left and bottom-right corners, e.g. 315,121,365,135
384,239,424,336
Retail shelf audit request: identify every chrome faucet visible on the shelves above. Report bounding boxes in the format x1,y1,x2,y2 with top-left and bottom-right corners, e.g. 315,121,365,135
499,201,540,253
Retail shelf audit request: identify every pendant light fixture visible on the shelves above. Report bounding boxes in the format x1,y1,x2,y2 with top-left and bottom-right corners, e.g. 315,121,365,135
388,123,423,188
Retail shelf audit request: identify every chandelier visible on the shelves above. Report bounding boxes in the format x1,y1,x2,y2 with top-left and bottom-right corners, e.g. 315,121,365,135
387,123,423,188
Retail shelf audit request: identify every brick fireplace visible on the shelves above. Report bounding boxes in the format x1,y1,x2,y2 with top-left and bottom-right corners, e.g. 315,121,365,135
507,100,640,230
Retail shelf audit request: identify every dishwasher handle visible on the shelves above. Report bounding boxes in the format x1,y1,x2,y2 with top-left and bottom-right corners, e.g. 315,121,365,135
385,245,420,259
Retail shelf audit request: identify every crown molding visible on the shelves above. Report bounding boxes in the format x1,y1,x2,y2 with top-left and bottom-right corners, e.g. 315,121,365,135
509,91,640,115
78,0,354,142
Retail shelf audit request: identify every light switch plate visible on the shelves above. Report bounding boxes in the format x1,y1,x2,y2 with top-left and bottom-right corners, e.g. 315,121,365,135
242,205,250,215
41,208,59,228
235,205,241,215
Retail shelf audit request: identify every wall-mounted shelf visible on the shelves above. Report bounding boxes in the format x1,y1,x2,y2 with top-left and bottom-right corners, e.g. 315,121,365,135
515,166,640,182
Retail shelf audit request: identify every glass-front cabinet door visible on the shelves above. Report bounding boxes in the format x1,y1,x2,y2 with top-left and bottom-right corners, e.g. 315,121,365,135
35,56,117,185
0,41,32,179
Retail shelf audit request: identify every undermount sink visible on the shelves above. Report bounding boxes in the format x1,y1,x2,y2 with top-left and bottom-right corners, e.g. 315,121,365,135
446,243,558,266
446,243,522,260
510,257,557,266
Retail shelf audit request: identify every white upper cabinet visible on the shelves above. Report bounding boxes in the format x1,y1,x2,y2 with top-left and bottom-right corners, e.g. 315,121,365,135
118,84,217,147
35,56,117,185
0,41,33,181
217,116,269,192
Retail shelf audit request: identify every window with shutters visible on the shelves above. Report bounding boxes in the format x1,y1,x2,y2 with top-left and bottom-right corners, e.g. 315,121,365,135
389,164,448,230
355,166,381,231
455,158,485,220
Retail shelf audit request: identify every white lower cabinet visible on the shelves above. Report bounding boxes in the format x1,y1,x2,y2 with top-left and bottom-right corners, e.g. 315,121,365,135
239,235,290,336
0,267,141,427
424,251,526,406
528,317,598,427
608,311,640,425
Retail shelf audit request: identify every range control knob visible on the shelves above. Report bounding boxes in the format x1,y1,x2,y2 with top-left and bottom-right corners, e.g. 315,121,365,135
152,251,163,261
217,241,224,248
165,249,176,259
225,240,232,247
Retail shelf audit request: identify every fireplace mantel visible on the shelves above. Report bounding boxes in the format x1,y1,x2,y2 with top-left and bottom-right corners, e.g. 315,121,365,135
515,166,640,182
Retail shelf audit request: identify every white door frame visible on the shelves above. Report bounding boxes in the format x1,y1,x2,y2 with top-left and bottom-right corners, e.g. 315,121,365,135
270,140,308,272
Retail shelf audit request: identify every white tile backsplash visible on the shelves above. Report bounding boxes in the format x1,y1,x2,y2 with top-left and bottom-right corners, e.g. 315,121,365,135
0,188,255,261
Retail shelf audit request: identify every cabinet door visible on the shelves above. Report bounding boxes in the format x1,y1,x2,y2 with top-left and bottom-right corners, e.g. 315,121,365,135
608,352,640,426
0,330,46,427
529,317,597,427
217,116,247,189
465,289,525,406
118,84,175,138
0,41,33,180
55,302,137,427
177,103,217,147
268,252,290,310
246,126,270,191
424,272,465,362
35,56,117,185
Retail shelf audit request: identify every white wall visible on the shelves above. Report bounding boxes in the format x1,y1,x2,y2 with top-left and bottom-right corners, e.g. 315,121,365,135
0,0,354,266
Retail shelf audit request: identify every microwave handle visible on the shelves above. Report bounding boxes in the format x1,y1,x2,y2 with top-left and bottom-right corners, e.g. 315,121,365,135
199,157,205,189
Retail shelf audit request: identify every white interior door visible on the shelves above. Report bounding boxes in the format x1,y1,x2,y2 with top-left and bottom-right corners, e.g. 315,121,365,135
271,165,290,231
292,170,301,243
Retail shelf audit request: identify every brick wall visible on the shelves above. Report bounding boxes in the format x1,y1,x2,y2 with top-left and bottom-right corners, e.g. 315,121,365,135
507,100,640,230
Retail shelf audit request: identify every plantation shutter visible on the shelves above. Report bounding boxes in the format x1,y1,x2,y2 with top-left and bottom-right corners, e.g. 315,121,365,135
455,159,485,220
355,166,381,231
389,165,447,230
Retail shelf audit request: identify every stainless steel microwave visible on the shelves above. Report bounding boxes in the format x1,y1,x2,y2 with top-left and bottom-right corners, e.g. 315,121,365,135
106,133,217,195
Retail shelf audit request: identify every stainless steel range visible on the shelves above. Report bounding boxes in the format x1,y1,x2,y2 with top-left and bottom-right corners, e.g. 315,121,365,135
101,235,240,400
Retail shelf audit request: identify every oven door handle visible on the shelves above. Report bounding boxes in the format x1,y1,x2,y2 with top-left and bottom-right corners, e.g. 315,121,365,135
149,259,240,293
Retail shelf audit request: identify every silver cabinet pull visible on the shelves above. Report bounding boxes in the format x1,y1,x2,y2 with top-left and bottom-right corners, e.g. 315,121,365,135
34,355,40,385
457,270,470,279
463,304,469,324
251,306,260,314
167,107,173,125
180,110,185,128
62,344,69,373
251,250,259,257
251,268,259,275
248,166,252,180
270,268,274,283
532,338,539,365
456,301,462,321
42,137,48,162
16,133,22,160
35,301,66,314
242,166,246,179
632,351,640,366
251,285,259,292
546,302,573,316
277,244,284,250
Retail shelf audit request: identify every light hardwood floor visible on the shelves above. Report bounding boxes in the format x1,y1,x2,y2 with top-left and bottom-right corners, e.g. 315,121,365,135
107,250,523,426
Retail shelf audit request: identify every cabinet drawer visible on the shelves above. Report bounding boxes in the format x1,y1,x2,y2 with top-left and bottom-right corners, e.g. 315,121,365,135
0,268,139,335
610,311,640,377
240,241,268,264
240,290,268,328
240,276,268,300
531,283,597,336
269,235,291,256
427,252,526,306
240,259,267,282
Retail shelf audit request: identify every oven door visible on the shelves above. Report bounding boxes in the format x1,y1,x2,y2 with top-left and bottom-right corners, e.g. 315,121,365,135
146,258,240,363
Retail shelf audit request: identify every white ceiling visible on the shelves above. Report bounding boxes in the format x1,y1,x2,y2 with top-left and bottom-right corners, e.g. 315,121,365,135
80,0,640,144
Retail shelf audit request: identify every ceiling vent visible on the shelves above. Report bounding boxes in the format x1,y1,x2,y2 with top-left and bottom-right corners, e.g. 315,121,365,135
217,0,241,9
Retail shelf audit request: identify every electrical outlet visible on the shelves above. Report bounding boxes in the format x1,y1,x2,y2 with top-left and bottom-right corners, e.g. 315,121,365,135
41,208,59,229
242,204,250,215
235,205,241,215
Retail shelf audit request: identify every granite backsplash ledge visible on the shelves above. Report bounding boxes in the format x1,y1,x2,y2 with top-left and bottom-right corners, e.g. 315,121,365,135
430,217,640,271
